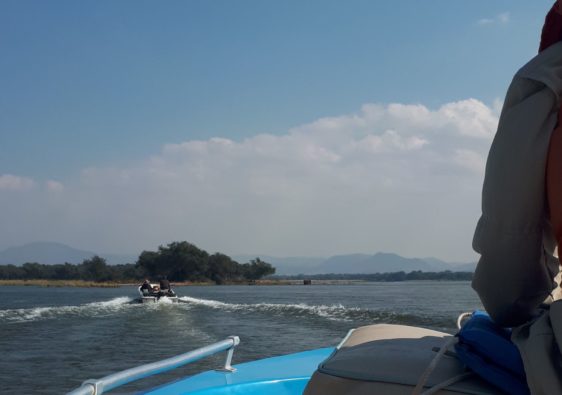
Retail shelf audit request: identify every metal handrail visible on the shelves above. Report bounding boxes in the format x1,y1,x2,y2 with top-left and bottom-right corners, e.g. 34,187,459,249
67,335,240,395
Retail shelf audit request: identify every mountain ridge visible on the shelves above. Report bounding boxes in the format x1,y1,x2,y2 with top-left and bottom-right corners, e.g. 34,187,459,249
0,242,476,273
234,251,475,274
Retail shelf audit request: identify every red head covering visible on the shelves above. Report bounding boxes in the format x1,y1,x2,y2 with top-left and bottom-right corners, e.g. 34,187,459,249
540,2,562,52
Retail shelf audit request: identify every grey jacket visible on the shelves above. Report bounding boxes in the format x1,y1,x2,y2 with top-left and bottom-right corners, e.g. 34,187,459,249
472,42,562,394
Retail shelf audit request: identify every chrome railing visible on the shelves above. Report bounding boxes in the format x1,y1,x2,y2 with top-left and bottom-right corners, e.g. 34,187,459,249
67,335,240,395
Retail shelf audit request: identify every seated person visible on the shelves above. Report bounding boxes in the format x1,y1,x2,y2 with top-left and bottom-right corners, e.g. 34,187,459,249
140,279,153,295
159,276,174,296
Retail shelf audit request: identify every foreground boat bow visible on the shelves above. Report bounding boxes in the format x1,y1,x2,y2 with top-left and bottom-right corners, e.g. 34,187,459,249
68,324,505,395
141,348,334,395
67,336,242,395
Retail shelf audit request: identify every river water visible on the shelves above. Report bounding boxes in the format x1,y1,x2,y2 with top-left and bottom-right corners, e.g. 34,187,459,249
0,282,483,394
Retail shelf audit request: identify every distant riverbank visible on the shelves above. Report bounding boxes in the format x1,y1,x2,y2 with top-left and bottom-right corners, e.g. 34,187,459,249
0,277,469,288
0,279,369,288
0,279,285,288
0,279,122,288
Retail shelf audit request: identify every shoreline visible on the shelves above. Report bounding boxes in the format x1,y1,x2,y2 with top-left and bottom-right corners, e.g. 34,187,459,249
0,279,122,288
0,278,469,288
0,279,367,288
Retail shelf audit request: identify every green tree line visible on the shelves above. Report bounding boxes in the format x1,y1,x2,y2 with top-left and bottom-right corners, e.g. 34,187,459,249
275,270,473,282
0,241,275,284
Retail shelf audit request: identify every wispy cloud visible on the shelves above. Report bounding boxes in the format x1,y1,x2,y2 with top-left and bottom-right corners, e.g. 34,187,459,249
478,12,510,26
45,180,64,192
0,174,35,191
0,99,498,261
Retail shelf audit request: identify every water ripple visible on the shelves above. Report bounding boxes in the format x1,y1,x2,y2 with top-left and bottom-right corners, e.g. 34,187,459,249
0,296,133,323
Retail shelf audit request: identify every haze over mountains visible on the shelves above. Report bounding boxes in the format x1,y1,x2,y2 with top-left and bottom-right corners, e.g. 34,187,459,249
234,253,476,274
0,242,476,274
0,242,137,266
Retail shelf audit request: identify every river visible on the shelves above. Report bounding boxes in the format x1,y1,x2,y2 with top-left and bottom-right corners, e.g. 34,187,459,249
0,281,483,394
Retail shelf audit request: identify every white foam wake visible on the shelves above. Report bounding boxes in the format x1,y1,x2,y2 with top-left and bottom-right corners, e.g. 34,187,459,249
0,296,133,324
179,296,363,322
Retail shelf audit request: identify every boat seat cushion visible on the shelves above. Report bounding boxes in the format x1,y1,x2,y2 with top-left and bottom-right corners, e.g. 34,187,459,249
304,324,502,395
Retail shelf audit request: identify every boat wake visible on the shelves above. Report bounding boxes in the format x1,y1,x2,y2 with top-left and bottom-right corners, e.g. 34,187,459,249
0,296,134,324
178,296,454,328
1,294,456,329
179,296,359,321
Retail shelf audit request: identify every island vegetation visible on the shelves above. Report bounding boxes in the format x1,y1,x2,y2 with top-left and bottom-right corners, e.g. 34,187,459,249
0,241,276,285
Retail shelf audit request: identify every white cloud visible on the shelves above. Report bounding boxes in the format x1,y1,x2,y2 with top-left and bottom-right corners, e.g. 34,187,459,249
492,98,504,115
453,149,486,174
0,99,498,262
45,180,64,192
0,174,35,191
354,130,428,154
439,99,497,138
478,12,510,26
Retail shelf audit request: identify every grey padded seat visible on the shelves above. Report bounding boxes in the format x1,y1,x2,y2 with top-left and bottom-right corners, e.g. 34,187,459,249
304,324,503,395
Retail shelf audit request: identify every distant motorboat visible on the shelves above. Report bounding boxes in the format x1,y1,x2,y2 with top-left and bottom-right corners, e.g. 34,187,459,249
137,284,178,303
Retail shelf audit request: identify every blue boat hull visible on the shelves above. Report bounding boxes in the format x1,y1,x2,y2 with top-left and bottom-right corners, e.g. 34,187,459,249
139,347,334,395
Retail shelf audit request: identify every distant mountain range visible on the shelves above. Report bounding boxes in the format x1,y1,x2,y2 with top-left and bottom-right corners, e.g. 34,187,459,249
0,242,476,273
234,252,476,274
0,242,137,265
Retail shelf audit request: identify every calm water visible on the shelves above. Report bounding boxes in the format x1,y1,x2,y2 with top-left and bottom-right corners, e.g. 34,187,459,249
0,282,483,394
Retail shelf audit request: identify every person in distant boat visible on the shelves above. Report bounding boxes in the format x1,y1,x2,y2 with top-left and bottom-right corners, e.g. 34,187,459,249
140,279,153,295
159,276,174,296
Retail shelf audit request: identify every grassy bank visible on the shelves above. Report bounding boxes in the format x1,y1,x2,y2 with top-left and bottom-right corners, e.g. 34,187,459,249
0,279,122,288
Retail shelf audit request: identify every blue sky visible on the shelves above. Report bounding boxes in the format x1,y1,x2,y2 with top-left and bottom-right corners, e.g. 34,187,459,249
0,1,556,261
1,0,549,179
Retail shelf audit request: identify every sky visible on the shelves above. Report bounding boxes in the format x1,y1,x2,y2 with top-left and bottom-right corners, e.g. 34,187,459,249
0,0,556,262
